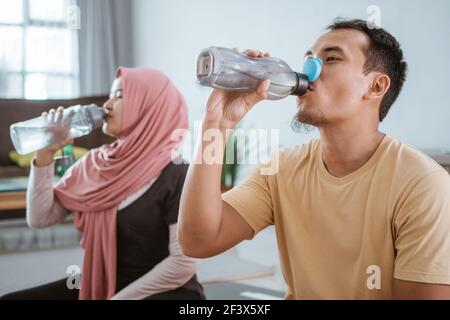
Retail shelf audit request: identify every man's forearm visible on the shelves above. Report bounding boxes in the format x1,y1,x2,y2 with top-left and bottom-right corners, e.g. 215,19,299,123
179,120,230,252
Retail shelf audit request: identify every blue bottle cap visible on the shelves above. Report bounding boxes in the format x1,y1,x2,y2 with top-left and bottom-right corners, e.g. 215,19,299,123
302,57,323,82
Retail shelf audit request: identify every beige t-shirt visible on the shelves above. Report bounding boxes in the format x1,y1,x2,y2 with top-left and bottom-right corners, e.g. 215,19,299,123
222,135,450,299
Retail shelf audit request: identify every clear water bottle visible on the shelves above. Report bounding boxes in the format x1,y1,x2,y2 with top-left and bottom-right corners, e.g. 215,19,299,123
196,46,323,100
10,104,106,155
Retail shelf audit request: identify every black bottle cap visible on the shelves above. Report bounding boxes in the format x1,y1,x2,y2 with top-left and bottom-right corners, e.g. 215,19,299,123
291,73,310,96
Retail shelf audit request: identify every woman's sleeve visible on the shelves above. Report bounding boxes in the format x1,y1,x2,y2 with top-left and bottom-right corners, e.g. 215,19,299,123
110,224,197,300
26,159,69,229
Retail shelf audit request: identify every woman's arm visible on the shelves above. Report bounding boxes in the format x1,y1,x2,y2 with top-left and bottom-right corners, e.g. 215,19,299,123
27,107,73,229
26,159,69,229
110,223,197,300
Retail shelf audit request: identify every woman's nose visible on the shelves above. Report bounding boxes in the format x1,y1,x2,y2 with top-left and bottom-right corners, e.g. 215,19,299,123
103,99,113,110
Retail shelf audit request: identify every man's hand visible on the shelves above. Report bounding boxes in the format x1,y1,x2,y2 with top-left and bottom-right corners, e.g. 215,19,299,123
203,49,271,130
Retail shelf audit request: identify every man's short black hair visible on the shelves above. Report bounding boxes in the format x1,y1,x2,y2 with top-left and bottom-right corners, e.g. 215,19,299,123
327,18,408,122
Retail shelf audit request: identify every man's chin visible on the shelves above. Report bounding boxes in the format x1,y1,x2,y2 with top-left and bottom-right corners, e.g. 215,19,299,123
291,107,325,133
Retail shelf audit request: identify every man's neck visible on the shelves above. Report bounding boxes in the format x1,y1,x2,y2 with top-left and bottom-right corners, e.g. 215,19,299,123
319,122,385,178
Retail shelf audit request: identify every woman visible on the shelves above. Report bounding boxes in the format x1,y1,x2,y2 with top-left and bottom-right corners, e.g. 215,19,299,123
2,68,204,300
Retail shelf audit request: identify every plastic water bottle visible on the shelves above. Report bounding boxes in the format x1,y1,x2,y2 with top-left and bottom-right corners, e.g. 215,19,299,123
196,46,323,100
10,104,106,155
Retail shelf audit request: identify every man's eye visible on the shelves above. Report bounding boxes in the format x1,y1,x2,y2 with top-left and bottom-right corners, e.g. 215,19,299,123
326,57,339,62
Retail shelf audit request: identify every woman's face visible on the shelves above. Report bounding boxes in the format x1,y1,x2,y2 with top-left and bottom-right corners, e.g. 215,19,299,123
102,78,123,138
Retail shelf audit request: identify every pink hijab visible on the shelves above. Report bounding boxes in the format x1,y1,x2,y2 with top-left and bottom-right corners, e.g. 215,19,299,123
54,68,189,300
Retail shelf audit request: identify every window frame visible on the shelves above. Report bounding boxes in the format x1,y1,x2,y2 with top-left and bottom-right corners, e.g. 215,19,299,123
0,0,79,99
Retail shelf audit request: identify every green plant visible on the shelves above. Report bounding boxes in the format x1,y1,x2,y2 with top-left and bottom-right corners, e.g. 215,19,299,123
55,144,76,177
221,129,248,189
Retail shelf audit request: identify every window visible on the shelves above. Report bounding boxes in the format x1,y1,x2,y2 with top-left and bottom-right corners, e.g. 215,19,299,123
0,0,79,99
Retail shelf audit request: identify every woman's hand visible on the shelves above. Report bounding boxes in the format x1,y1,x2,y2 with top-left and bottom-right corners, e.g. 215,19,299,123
35,106,74,167
203,49,272,130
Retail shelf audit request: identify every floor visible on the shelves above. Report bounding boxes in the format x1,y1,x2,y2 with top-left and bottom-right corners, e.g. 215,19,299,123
0,226,285,299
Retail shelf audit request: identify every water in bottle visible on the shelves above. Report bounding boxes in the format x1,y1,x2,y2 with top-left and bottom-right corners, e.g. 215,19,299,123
10,104,106,155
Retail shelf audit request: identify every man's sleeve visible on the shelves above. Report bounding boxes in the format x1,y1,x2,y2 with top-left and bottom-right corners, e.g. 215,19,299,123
222,163,274,237
394,169,450,284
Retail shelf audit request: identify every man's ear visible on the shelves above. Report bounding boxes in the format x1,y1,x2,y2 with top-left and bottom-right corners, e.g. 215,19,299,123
364,73,391,101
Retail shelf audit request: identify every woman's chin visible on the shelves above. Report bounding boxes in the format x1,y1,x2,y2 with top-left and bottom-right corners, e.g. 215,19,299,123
102,123,117,138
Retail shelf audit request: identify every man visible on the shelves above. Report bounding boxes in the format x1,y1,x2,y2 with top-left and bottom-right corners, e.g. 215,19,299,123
178,19,450,299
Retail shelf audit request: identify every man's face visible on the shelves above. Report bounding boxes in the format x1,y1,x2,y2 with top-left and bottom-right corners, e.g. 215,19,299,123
294,29,374,128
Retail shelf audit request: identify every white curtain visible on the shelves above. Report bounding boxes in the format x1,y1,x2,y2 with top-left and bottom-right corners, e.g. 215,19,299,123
77,0,133,96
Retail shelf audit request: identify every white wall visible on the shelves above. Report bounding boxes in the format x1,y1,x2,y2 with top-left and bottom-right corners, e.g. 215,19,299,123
132,0,450,157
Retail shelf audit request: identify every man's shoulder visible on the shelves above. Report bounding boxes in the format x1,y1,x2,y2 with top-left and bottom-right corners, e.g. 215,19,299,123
384,136,447,177
377,136,450,202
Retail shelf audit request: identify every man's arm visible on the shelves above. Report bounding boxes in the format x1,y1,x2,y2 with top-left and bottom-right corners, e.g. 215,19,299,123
393,279,450,300
393,170,450,299
178,123,255,258
178,49,271,258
